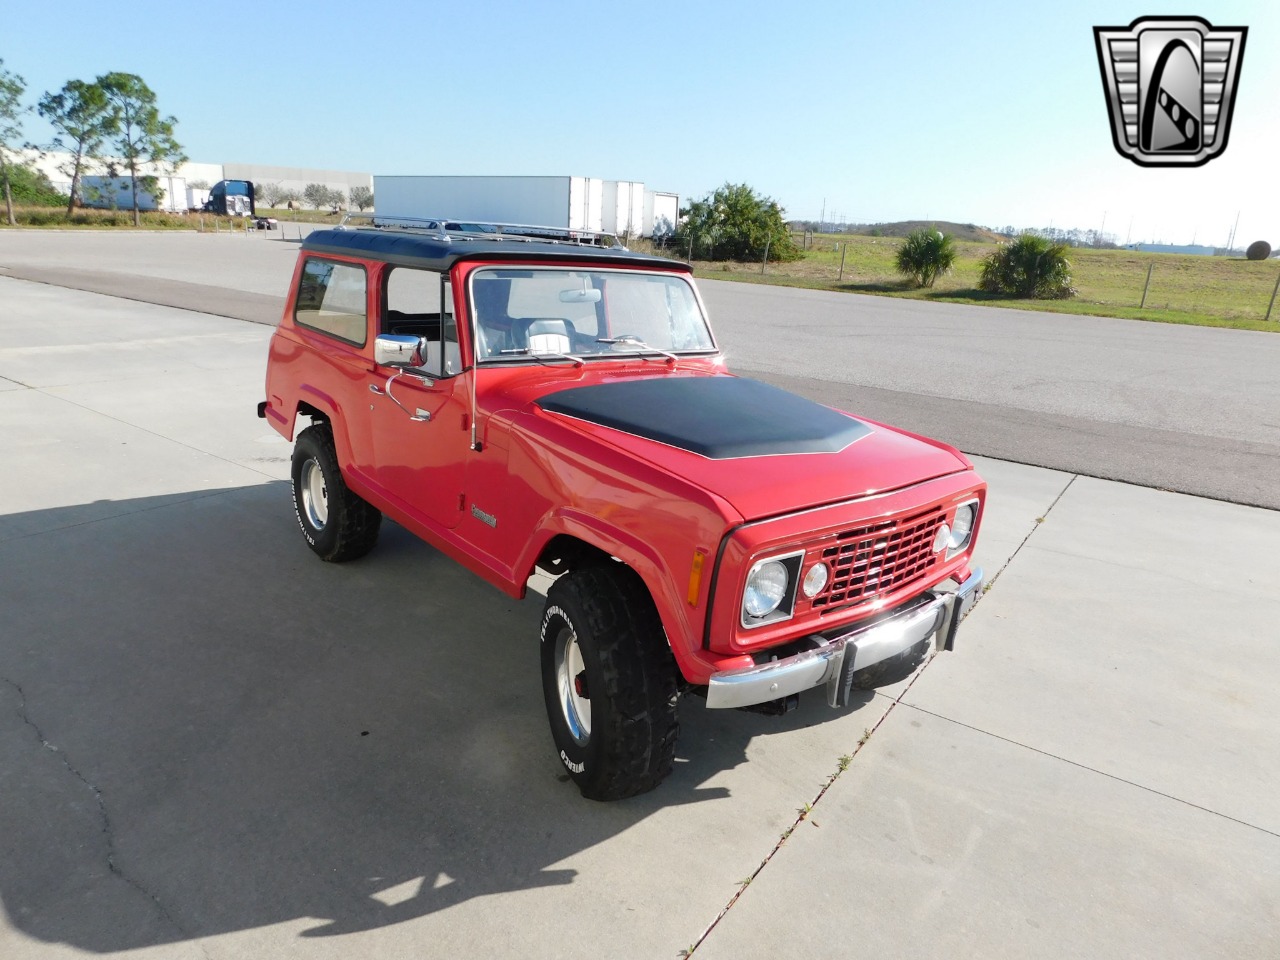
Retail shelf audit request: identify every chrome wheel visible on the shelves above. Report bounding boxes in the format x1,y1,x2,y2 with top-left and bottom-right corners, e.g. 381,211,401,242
554,626,591,745
299,458,328,530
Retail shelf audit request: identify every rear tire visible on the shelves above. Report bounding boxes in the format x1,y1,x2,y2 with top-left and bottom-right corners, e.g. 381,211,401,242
541,565,680,800
290,423,381,562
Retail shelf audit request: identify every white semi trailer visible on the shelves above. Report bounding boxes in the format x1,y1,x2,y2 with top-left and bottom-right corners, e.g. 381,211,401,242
374,175,676,239
80,175,199,213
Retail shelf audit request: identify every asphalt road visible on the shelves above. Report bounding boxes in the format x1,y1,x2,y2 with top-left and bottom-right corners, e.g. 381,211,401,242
703,279,1280,509
2,230,1277,507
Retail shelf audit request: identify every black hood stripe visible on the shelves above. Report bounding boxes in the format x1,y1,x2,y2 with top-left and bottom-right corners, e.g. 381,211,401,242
536,376,871,459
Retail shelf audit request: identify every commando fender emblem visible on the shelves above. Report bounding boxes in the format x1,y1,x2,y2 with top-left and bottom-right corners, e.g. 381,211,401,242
470,503,497,528
1094,16,1247,167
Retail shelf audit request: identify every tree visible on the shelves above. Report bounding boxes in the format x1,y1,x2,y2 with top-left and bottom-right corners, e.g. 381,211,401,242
97,72,186,226
894,226,956,288
37,79,117,215
978,234,1076,299
256,181,283,207
302,182,329,209
674,183,800,262
349,185,373,211
0,59,28,226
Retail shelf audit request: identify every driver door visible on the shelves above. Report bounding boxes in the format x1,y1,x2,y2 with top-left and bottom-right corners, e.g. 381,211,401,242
368,267,470,530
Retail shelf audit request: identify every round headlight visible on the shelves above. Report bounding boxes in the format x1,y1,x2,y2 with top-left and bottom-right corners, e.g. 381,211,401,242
801,562,829,598
744,560,789,619
948,502,977,551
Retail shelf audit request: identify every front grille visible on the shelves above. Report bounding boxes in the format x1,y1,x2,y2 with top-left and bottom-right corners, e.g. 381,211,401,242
810,506,945,610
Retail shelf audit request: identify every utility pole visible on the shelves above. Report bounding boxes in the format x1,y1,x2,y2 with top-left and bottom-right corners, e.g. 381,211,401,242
820,197,825,231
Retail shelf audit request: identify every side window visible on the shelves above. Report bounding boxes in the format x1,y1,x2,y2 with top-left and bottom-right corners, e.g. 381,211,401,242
295,259,368,345
383,266,459,377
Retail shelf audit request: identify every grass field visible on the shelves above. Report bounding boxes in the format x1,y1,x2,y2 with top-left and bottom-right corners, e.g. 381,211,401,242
644,234,1280,332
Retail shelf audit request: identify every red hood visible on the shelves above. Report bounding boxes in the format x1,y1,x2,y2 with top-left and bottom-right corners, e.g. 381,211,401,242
545,410,968,520
492,366,970,521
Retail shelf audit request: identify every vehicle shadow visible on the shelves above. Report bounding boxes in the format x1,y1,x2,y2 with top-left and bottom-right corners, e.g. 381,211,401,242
0,483,864,952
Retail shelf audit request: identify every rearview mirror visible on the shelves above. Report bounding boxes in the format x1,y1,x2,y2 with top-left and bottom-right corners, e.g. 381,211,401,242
375,334,426,367
559,288,602,303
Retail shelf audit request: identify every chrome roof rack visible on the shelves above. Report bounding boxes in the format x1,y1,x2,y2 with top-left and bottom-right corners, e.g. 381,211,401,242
335,212,625,249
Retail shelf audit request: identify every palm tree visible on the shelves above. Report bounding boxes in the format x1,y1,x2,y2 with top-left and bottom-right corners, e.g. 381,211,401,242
895,227,956,288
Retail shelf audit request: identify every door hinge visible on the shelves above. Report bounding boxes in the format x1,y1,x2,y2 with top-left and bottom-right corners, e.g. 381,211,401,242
458,493,466,512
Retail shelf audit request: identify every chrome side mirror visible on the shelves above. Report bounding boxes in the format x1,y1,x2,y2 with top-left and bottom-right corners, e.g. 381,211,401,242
374,334,426,367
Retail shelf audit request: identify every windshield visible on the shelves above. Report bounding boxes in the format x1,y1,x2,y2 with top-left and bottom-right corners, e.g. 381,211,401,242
469,267,715,362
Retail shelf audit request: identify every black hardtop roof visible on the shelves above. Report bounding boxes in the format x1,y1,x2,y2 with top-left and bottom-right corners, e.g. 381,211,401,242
301,228,689,273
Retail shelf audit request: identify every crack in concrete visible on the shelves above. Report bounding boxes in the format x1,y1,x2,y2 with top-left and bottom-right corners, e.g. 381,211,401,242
680,477,1080,956
0,674,212,958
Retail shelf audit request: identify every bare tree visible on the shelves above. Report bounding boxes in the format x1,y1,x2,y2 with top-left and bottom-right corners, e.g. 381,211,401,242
349,185,374,211
257,181,283,208
302,182,329,210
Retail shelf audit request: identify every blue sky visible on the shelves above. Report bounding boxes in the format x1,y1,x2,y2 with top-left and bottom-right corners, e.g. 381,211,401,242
6,1,1276,244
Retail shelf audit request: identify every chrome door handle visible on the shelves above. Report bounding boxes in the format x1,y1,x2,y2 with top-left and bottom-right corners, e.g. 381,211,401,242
369,383,385,395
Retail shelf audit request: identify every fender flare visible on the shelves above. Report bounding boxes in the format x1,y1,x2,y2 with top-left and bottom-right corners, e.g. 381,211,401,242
294,384,359,468
522,509,702,679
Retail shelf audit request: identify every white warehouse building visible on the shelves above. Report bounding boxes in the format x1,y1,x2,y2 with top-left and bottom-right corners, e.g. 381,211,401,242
21,149,371,208
374,175,679,239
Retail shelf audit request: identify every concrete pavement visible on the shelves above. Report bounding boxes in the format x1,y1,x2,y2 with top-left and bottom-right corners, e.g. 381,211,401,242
1,265,1278,958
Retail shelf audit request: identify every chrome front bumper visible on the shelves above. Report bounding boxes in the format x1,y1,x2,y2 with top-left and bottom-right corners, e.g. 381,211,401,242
705,567,983,710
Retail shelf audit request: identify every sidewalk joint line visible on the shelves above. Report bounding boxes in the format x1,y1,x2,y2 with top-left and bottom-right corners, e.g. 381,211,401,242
681,477,1083,956
681,698,903,956
19,387,283,482
900,702,1280,840
976,473,1078,598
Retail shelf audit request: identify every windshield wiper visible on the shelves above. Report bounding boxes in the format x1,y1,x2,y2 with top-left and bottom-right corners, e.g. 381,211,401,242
497,347,583,367
595,336,679,364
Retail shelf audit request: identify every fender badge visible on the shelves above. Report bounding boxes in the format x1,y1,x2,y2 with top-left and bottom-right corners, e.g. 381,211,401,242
470,504,497,528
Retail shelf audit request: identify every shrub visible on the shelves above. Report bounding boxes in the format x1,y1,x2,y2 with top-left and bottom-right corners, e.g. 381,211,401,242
894,227,956,288
6,164,66,206
674,183,800,262
6,207,197,228
978,234,1076,299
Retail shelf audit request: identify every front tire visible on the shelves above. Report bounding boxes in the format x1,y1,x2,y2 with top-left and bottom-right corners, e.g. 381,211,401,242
290,423,381,562
541,566,680,800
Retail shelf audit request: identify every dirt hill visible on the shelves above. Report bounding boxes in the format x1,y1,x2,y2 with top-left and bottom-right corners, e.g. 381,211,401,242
850,221,1009,242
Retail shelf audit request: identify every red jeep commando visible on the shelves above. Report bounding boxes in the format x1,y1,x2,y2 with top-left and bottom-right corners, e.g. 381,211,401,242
259,218,985,800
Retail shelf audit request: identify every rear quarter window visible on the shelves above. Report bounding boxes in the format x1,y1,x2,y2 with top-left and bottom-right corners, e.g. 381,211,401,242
295,258,368,345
